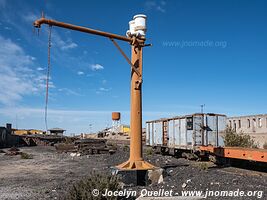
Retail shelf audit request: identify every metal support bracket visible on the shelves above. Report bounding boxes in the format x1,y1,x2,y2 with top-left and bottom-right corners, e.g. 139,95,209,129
110,38,142,78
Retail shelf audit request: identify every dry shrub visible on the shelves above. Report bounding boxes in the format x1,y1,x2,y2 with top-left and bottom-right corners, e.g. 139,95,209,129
66,172,120,200
224,127,258,148
20,152,33,159
145,147,154,156
122,145,129,152
198,162,209,171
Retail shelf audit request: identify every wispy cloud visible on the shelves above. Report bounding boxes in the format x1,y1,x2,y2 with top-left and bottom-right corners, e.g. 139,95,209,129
0,35,53,105
58,88,81,96
99,87,111,92
21,12,78,51
77,71,84,75
37,67,45,71
96,87,111,94
60,40,78,50
145,0,167,13
0,0,6,8
22,13,39,23
0,9,84,93
4,26,11,30
90,63,104,71
51,32,78,51
34,75,55,89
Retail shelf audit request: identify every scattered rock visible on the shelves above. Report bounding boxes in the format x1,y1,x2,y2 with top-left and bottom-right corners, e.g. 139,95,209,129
9,147,20,152
232,179,238,184
186,179,191,184
0,149,6,153
70,153,77,157
147,168,164,185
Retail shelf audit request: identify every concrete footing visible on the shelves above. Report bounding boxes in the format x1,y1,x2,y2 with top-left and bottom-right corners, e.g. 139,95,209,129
112,167,164,186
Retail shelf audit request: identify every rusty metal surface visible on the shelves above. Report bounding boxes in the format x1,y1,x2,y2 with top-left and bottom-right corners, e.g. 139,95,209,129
112,112,121,121
146,113,227,150
200,146,267,163
117,43,155,170
20,134,68,146
34,17,132,42
163,120,168,146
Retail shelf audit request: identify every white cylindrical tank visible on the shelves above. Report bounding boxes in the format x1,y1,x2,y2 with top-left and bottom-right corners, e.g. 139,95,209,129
126,20,136,37
133,14,147,37
129,20,135,35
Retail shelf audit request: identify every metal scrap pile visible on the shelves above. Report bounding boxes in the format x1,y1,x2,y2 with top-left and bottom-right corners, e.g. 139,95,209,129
55,138,116,155
4,147,20,156
21,135,68,146
76,139,116,155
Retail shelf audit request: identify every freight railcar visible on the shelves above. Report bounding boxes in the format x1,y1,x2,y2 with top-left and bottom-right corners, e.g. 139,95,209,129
146,113,227,156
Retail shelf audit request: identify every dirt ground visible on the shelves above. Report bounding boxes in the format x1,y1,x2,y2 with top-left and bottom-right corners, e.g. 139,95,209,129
0,145,266,200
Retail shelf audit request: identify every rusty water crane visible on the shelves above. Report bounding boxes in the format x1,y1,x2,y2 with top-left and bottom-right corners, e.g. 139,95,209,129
33,14,155,170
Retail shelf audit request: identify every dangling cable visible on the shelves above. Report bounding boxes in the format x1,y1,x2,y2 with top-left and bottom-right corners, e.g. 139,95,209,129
45,25,52,133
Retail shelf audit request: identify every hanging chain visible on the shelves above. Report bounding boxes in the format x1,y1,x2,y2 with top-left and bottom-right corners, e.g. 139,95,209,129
45,25,52,133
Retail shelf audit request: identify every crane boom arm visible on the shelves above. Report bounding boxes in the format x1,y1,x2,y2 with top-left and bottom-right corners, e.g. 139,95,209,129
34,17,132,43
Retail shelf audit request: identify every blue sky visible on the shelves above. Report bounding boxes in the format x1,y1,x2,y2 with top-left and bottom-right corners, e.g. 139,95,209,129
0,0,266,134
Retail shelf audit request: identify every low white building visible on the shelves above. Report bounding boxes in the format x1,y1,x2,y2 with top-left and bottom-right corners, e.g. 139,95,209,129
227,114,267,134
227,114,267,148
48,128,65,136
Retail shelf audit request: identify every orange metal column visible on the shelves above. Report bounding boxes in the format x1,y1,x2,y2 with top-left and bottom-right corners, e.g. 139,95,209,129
117,43,155,170
129,44,142,161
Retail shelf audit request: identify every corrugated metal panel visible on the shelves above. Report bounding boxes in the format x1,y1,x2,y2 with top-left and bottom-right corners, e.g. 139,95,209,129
187,129,193,146
218,115,226,146
168,120,175,148
206,115,217,146
174,119,180,146
218,115,227,132
193,115,203,146
154,121,163,145
205,114,227,147
150,122,154,146
146,123,150,145
146,122,155,146
180,118,187,147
